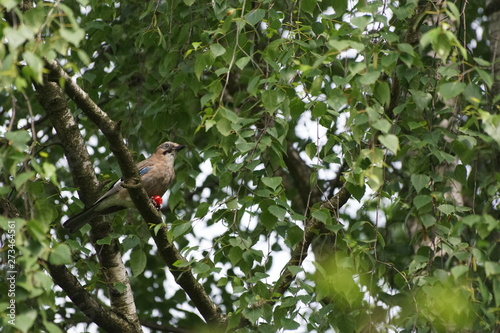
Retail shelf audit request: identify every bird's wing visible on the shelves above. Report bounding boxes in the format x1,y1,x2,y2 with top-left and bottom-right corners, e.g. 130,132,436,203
94,165,153,204
94,178,124,204
139,166,152,176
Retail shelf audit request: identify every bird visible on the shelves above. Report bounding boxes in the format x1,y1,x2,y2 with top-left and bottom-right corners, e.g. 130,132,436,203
63,141,186,233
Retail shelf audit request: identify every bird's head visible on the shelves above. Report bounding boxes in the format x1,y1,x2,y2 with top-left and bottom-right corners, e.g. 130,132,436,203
156,141,186,161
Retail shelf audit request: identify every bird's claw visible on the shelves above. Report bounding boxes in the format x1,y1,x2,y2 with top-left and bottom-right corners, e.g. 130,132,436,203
151,195,163,210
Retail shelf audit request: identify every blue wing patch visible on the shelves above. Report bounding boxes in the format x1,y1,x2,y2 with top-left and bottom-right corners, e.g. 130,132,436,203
139,166,152,176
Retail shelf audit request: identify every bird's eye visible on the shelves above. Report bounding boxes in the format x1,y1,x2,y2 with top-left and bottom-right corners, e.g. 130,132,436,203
162,144,171,154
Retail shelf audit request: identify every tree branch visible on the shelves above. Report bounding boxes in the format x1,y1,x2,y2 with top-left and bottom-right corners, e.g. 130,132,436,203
35,72,142,332
283,142,322,207
44,261,138,332
269,186,350,301
44,59,225,327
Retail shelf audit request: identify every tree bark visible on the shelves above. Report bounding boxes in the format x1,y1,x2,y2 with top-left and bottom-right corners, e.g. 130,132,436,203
35,75,142,332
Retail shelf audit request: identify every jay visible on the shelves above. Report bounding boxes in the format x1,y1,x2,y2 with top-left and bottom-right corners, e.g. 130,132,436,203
63,141,185,233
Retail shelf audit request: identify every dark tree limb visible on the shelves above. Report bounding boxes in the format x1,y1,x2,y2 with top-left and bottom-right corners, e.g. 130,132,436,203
35,74,142,332
45,261,138,332
44,59,226,327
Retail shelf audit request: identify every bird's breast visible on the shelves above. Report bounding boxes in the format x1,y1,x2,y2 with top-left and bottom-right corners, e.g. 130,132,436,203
142,168,175,197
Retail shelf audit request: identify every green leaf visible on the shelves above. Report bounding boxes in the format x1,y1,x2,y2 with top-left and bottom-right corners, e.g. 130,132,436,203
15,310,37,333
438,81,466,100
480,111,500,146
311,209,331,225
359,70,381,85
301,0,316,14
421,27,451,61
130,248,147,277
210,43,226,58
461,215,481,227
49,244,72,265
453,164,467,184
5,130,31,151
268,205,286,220
327,89,348,112
235,56,251,70
194,52,214,80
243,306,264,323
345,182,365,201
43,321,64,333
351,15,371,31
476,68,493,89
287,225,304,247
220,108,239,123
409,89,432,111
437,204,455,215
60,27,85,47
378,134,399,154
287,265,303,275
2,0,20,11
397,43,415,55
228,246,243,265
372,119,392,134
262,90,285,113
244,9,266,25
23,51,44,83
414,195,432,210
311,22,325,35
219,172,232,188
173,220,192,239
374,81,390,106
113,282,127,294
96,236,112,245
226,198,238,209
4,26,33,51
420,214,436,228
451,265,469,280
310,75,323,96
332,0,348,16
195,202,211,218
411,174,430,193
485,261,500,277
183,0,195,5
216,117,232,136
13,171,36,190
305,142,317,159
262,176,282,191
193,262,211,275
281,318,300,330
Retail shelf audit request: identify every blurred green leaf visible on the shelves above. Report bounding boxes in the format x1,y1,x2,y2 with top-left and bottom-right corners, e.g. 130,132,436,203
130,248,147,277
411,174,430,193
49,244,72,265
262,177,282,191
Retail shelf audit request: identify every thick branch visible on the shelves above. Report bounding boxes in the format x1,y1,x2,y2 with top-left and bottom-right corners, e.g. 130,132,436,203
44,60,225,326
34,79,100,205
45,262,137,332
36,72,141,332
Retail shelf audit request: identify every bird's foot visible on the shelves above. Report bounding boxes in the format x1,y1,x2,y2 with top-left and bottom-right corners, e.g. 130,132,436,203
151,195,163,210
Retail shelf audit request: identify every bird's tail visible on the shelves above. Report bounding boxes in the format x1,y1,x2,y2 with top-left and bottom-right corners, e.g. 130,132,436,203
63,205,99,233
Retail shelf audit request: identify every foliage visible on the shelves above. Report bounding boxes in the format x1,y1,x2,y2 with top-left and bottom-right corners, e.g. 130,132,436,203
0,0,499,332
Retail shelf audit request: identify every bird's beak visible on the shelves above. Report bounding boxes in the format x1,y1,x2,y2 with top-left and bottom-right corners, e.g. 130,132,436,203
176,145,186,151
